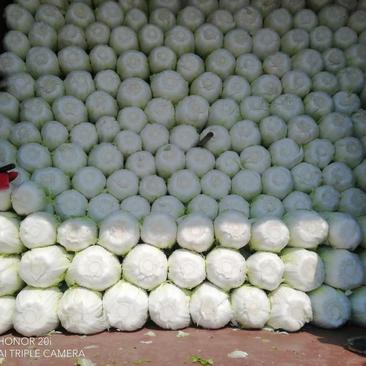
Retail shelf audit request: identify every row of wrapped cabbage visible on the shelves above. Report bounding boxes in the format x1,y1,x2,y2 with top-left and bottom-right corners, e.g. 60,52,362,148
2,0,366,73
0,207,366,334
2,2,366,218
2,0,366,225
2,2,366,110
1,137,366,221
0,282,365,336
4,0,366,56
2,42,366,122
0,0,366,336
1,1,366,137
2,79,366,220
0,264,365,336
1,208,366,254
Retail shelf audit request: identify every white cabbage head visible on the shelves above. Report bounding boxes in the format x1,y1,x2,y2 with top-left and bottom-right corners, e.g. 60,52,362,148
350,286,366,327
122,244,167,290
151,195,185,219
141,212,177,249
283,210,329,249
177,213,214,252
88,193,119,222
231,285,270,329
319,247,364,290
168,249,206,289
250,217,289,253
309,285,351,329
190,282,233,329
187,194,219,220
0,212,24,254
218,195,250,217
19,246,71,288
66,245,121,291
120,195,151,220
11,181,46,215
250,194,285,218
283,191,312,212
57,217,98,252
206,248,246,291
13,287,62,336
58,287,108,335
0,187,11,211
19,211,58,249
214,210,251,249
246,252,284,291
267,285,313,332
322,212,362,250
103,281,149,331
149,283,191,330
98,210,140,255
0,296,15,335
281,248,325,292
0,255,24,296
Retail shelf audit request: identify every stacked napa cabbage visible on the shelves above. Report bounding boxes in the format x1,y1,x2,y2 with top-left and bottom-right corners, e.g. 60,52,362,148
0,0,366,335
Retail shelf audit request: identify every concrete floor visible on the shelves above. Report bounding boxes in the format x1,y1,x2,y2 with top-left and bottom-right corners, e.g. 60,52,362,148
0,325,365,366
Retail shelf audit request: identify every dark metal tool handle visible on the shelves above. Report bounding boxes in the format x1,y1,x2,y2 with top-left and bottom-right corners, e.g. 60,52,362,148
197,132,214,147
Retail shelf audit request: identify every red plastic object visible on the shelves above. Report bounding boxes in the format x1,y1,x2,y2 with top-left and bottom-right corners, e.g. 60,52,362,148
0,165,18,190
